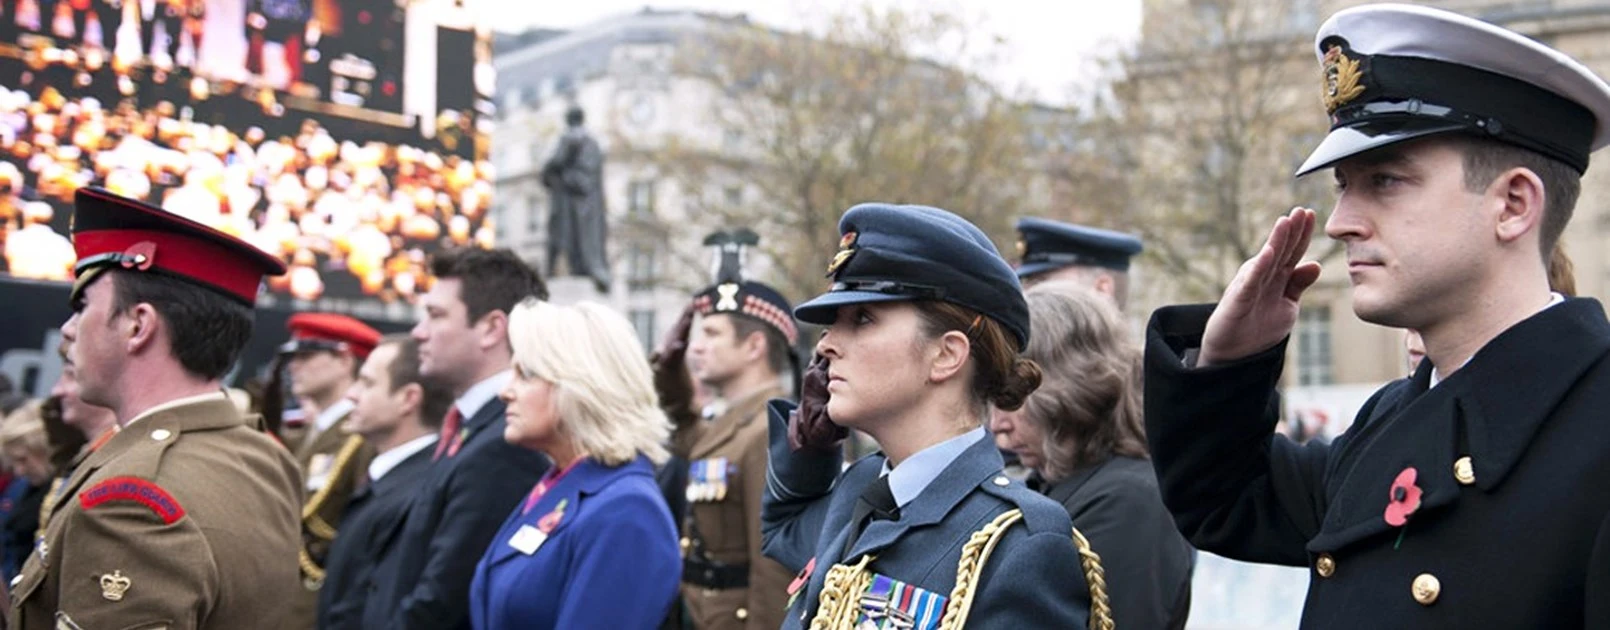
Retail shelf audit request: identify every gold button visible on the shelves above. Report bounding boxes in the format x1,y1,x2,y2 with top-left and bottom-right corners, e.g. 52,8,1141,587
1315,553,1336,578
735,608,749,620
679,537,691,553
1412,573,1440,605
993,476,1010,487
1454,456,1476,485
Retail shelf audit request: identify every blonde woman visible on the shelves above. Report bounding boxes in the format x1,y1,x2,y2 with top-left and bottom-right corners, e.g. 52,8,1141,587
991,282,1195,629
0,403,53,583
469,299,680,629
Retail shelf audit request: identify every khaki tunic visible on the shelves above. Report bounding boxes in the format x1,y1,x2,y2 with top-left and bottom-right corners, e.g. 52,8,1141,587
289,412,374,629
8,394,303,630
674,386,793,630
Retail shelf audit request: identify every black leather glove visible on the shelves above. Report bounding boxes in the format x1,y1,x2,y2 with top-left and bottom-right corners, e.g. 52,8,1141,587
789,353,847,451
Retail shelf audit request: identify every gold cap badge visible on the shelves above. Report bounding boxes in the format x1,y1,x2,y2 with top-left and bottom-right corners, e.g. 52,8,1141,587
825,231,858,278
99,570,131,602
1322,45,1366,114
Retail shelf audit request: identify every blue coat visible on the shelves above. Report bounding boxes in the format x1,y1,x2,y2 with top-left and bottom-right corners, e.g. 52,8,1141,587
470,455,680,630
761,401,1091,629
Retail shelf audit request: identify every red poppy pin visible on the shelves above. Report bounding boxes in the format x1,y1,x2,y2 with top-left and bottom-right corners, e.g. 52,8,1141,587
1384,467,1422,527
787,556,816,596
537,498,567,534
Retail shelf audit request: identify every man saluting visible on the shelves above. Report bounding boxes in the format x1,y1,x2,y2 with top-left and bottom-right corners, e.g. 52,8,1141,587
1144,4,1610,628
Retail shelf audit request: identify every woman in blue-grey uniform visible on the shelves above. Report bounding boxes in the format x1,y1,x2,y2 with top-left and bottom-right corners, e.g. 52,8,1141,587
761,203,1100,630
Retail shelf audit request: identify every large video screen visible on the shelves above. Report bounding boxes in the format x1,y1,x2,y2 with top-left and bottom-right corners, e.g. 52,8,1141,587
0,0,494,316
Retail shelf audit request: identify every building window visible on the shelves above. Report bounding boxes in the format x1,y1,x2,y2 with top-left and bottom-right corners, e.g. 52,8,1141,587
724,185,742,206
628,180,657,218
1296,306,1333,386
627,242,658,291
629,309,656,352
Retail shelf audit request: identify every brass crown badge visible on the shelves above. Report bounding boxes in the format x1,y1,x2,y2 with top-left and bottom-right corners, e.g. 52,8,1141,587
1322,45,1366,114
99,570,131,602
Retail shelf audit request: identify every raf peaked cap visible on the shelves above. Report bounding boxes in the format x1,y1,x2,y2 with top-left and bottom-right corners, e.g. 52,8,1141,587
1297,3,1610,176
1014,217,1143,277
793,203,1030,351
70,187,286,306
280,313,382,359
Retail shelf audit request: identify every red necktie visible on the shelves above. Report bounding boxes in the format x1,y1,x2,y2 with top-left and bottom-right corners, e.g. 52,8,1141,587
433,407,463,461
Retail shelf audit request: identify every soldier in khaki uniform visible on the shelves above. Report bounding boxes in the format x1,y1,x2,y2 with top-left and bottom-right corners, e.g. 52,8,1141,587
8,187,303,629
279,313,380,627
653,230,796,629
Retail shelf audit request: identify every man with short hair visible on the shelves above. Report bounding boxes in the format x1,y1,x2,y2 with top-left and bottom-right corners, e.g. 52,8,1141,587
281,313,381,628
318,335,448,630
8,187,302,629
36,364,120,535
1014,218,1143,309
655,262,798,629
361,247,550,630
1144,5,1610,626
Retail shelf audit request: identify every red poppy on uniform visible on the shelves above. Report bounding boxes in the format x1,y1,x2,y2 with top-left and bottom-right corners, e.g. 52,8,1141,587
1384,467,1422,527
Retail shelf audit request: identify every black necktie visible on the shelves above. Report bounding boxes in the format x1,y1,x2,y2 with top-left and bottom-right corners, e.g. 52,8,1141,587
843,474,899,557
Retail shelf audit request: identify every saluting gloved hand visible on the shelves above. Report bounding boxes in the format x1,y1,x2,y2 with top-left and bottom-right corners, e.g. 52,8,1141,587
789,353,847,451
650,303,698,425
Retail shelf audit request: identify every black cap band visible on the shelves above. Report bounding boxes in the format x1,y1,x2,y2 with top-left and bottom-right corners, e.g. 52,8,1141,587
1329,45,1595,172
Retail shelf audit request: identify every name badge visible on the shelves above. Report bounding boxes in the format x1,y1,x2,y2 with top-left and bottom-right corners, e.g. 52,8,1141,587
508,524,547,555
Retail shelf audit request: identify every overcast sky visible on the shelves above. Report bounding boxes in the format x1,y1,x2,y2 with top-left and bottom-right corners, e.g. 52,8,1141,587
476,0,1144,106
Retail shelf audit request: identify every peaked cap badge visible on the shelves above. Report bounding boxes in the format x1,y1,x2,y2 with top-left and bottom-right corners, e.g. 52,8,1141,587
826,231,858,278
1322,44,1366,114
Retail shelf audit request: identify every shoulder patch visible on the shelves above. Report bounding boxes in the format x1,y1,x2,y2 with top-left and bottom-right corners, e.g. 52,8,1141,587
79,477,186,524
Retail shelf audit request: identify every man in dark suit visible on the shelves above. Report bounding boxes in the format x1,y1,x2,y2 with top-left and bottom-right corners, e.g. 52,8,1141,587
1144,5,1610,628
359,248,550,630
318,335,450,630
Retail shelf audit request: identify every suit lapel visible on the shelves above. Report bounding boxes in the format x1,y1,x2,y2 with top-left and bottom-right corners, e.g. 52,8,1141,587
457,398,507,449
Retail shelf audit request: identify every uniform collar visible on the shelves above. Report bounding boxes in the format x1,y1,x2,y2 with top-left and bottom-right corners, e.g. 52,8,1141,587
123,391,229,428
1310,297,1610,552
312,398,355,433
1431,292,1566,388
880,427,987,508
454,370,512,420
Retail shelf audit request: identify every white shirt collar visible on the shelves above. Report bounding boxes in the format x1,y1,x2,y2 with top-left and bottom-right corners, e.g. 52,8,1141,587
879,427,987,508
124,391,229,427
1432,292,1566,388
313,399,355,433
367,434,439,481
455,370,513,420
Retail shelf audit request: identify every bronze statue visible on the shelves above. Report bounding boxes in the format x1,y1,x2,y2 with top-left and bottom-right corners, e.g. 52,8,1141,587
542,106,612,293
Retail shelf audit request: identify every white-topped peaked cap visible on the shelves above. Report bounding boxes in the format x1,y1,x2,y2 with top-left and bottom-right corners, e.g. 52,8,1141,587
1296,3,1610,176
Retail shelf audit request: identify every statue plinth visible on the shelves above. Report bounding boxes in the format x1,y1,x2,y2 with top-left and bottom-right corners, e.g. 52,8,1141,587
545,276,609,306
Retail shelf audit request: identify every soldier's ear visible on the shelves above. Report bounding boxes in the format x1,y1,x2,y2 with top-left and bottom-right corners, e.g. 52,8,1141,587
124,302,161,356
